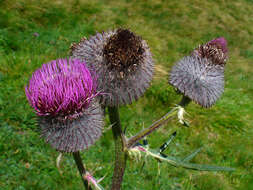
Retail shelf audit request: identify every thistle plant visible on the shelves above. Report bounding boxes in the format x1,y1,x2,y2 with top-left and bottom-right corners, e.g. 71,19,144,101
25,31,233,190
25,58,104,189
69,28,233,189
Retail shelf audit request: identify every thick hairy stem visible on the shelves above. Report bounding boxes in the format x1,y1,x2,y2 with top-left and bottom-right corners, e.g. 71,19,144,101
73,151,92,190
108,106,127,190
127,96,191,148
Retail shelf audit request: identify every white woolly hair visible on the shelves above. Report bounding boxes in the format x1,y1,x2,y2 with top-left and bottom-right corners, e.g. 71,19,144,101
39,99,104,153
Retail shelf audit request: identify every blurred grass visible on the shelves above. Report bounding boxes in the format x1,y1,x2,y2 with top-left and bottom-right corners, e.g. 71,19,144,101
0,0,253,189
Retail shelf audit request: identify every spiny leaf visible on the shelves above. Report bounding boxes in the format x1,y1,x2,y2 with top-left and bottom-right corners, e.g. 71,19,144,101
182,147,203,162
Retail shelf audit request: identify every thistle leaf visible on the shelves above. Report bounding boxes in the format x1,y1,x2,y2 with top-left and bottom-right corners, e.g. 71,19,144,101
146,148,235,172
182,147,203,162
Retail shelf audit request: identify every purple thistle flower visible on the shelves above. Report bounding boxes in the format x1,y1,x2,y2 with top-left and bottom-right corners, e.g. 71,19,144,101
170,37,228,108
25,58,104,152
70,29,154,106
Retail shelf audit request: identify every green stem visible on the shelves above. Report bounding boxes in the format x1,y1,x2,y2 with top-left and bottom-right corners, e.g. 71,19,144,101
108,106,127,190
73,151,91,190
126,96,191,148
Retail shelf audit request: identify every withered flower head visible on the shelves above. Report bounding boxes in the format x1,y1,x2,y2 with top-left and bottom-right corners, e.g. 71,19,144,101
70,29,154,106
25,58,104,152
170,37,228,108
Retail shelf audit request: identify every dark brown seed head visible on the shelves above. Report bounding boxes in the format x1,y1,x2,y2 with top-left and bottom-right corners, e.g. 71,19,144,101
70,29,154,106
103,29,145,78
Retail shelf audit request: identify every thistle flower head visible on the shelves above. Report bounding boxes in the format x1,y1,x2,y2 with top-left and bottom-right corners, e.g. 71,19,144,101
170,37,228,108
193,37,228,65
25,58,104,152
70,28,154,106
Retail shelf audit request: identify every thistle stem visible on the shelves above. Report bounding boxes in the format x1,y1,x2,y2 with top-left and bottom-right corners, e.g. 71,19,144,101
126,96,191,148
73,151,92,190
179,96,191,107
108,106,127,190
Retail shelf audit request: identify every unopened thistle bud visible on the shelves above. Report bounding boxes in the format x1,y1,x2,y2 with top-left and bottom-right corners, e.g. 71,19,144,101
25,58,104,152
169,37,228,108
70,29,154,106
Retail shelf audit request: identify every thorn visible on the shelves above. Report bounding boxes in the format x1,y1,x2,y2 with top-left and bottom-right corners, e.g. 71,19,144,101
159,131,177,153
172,131,177,136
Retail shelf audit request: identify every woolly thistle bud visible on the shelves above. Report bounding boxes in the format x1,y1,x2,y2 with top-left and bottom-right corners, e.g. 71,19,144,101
169,37,228,108
70,29,154,106
25,58,104,152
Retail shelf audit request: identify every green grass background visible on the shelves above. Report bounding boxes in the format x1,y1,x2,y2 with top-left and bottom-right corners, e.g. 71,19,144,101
0,0,253,189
